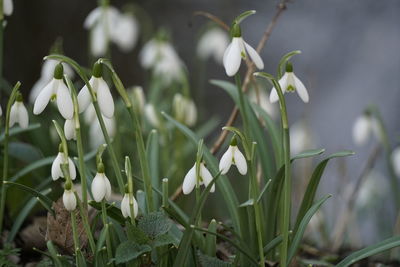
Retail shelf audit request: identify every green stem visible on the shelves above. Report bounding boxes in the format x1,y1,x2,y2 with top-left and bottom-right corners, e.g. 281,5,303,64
101,200,114,266
250,162,264,266
75,193,96,254
234,74,250,135
0,82,21,235
70,212,81,267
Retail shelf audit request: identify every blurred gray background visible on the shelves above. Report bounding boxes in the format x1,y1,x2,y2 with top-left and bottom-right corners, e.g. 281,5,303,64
4,0,400,246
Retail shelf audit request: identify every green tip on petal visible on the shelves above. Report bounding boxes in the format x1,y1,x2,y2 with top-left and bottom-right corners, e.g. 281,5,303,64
53,63,64,80
285,62,293,72
15,92,23,102
92,62,103,78
97,162,105,173
64,181,72,190
231,23,242,38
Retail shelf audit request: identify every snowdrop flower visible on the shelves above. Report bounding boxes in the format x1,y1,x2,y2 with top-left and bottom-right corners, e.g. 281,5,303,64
78,62,114,118
33,63,74,120
197,27,229,64
64,118,76,140
111,13,139,52
63,182,77,211
352,114,380,146
91,163,112,202
269,62,309,103
130,86,145,115
223,24,263,77
173,93,197,127
0,104,2,116
290,120,315,156
391,147,400,177
356,170,388,209
121,192,138,218
219,138,247,175
83,105,116,149
183,162,215,195
51,146,77,181
30,59,74,104
144,104,161,128
4,0,13,16
249,87,277,119
9,93,29,129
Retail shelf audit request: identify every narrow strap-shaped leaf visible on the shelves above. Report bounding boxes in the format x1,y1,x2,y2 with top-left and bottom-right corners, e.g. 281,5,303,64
146,129,160,206
46,241,63,267
205,219,217,257
263,234,284,254
294,151,354,233
335,235,400,267
288,195,331,264
0,123,41,142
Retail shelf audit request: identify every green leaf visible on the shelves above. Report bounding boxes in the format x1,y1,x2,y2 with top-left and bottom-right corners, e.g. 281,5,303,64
96,225,108,253
138,211,172,238
277,50,302,79
294,150,354,233
146,129,160,207
46,241,63,267
291,148,325,161
197,251,232,267
238,198,254,208
8,142,43,163
89,201,125,225
288,195,331,264
3,181,54,216
335,236,400,267
126,223,150,245
9,156,54,183
0,123,41,142
151,234,176,248
205,219,217,257
256,179,272,203
263,234,283,254
115,241,152,264
234,10,256,24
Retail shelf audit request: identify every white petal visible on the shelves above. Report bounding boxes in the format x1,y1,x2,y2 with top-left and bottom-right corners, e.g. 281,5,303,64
30,78,49,104
121,194,130,218
224,38,242,77
132,196,138,218
51,153,63,180
0,104,2,116
111,14,139,51
269,73,288,103
91,173,107,202
68,157,76,180
144,104,160,128
244,41,264,70
63,190,77,211
233,147,247,175
200,164,215,193
391,147,400,177
222,42,233,68
56,81,74,119
3,0,13,16
353,115,371,146
182,165,196,195
293,74,309,103
33,79,55,115
90,24,108,56
104,176,112,201
96,78,114,118
77,79,93,114
17,103,29,129
64,119,76,140
9,103,18,128
219,146,233,175
83,7,102,29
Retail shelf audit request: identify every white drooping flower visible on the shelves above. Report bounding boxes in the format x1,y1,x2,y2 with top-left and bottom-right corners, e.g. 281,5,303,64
0,104,2,116
197,27,229,64
223,24,263,77
269,62,309,103
121,193,138,218
83,105,116,149
172,93,197,127
64,118,76,140
356,170,388,209
391,147,400,177
219,140,247,175
130,86,146,114
91,166,112,202
352,114,380,146
84,6,139,56
63,187,77,211
249,87,277,119
51,149,77,181
77,63,114,118
183,162,215,195
4,0,13,16
9,94,29,129
33,63,74,120
290,120,315,156
144,104,161,128
139,38,185,85
30,59,75,104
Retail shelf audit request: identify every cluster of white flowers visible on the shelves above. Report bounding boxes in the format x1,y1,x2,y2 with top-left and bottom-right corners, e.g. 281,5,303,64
84,5,139,56
172,93,197,127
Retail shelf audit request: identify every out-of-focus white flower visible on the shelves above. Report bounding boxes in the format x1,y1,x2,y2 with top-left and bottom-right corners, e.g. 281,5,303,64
197,27,229,64
78,63,114,118
270,63,309,103
223,24,263,77
51,150,76,181
0,104,2,116
33,63,73,120
182,162,215,195
64,118,76,140
121,193,138,218
356,170,388,209
91,166,112,202
249,87,277,119
130,86,146,114
84,105,116,149
290,120,315,156
219,140,247,175
4,0,13,16
30,60,75,104
63,188,77,211
352,114,380,146
9,94,29,129
391,147,400,177
139,38,185,85
144,104,160,128
84,6,139,56
172,93,197,127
